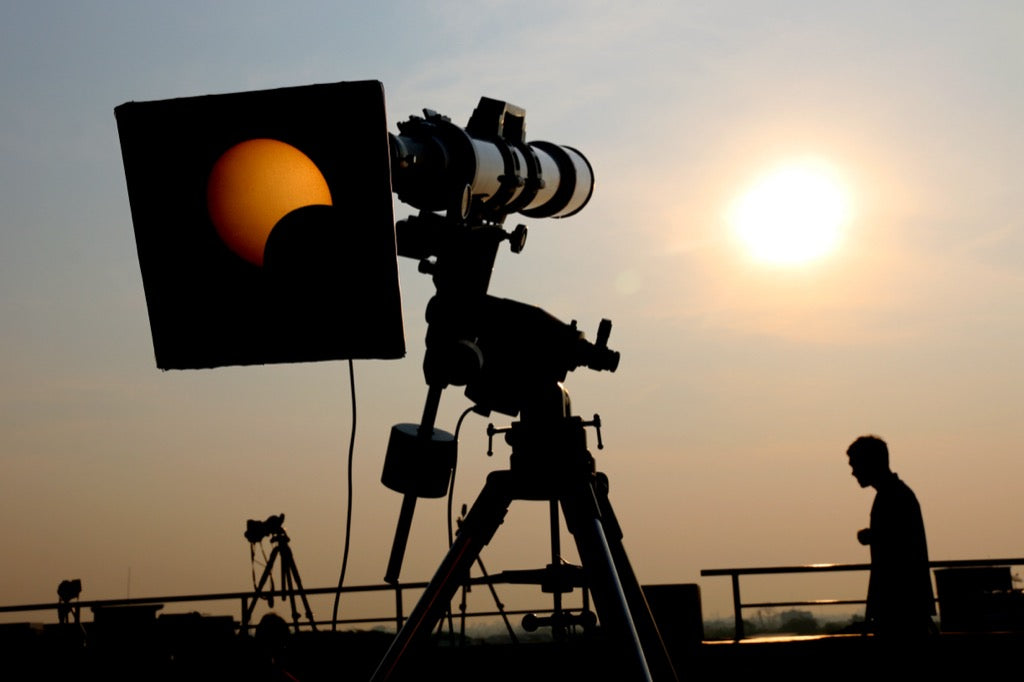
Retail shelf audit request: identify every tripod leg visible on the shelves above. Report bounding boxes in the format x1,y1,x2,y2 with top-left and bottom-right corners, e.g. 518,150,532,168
592,474,679,682
371,471,513,682
283,550,318,631
280,557,302,630
561,478,666,682
384,494,418,584
243,546,280,630
474,556,518,643
547,500,566,638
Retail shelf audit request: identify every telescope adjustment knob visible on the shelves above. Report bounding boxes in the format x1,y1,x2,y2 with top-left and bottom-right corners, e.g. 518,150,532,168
596,319,612,348
508,224,528,253
582,414,604,450
486,423,513,456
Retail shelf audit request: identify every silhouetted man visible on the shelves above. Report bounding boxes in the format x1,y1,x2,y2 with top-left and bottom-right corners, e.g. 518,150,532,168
847,435,935,637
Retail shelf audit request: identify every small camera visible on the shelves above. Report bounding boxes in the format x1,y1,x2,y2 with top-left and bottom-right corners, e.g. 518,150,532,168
244,513,285,544
57,579,82,602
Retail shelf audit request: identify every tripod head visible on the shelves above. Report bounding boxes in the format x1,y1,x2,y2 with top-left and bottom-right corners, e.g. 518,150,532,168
467,297,618,418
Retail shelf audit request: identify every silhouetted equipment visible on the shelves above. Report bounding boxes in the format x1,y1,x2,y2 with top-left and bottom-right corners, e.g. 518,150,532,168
244,513,287,545
378,98,601,586
115,81,405,369
89,603,164,656
936,567,1024,632
56,579,82,625
494,500,596,639
641,584,705,661
373,385,674,682
451,503,519,643
242,514,316,633
115,81,663,675
373,99,673,680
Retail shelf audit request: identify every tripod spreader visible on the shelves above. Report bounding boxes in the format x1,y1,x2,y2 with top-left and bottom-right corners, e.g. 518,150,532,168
522,609,597,633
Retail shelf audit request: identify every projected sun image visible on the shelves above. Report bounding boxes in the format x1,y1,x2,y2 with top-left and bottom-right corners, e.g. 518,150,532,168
729,160,851,265
207,138,333,266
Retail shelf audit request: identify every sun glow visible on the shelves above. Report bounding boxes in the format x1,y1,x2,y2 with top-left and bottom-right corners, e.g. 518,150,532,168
729,160,851,265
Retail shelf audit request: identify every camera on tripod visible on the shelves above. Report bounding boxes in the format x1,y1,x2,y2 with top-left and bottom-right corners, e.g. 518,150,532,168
244,513,286,544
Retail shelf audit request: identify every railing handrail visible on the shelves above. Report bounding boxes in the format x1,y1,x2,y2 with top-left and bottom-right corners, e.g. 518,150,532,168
701,563,870,577
0,572,587,633
0,581,427,616
700,557,1024,641
701,557,1024,577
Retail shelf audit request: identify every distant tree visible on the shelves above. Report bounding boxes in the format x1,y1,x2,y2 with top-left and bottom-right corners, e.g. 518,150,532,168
702,611,865,639
749,608,777,635
702,619,737,640
779,609,819,635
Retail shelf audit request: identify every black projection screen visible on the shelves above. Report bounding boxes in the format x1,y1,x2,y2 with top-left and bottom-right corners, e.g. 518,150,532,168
116,80,405,369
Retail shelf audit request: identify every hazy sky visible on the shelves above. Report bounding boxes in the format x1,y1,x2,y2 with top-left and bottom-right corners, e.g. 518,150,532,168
2,1,1022,625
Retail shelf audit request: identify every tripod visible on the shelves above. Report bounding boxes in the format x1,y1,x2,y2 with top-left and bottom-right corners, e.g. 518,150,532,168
371,384,677,682
243,530,317,632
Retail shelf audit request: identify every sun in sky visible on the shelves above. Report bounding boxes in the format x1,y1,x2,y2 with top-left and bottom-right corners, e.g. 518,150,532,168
728,159,852,265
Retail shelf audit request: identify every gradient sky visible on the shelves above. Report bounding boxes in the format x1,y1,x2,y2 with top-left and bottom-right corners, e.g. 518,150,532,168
2,1,1022,625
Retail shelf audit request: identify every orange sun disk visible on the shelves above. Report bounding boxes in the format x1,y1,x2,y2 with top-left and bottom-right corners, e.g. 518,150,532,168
207,138,334,266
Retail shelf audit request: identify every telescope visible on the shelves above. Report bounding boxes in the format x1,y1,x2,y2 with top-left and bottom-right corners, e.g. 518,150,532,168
366,96,673,682
390,96,593,223
376,96,615,589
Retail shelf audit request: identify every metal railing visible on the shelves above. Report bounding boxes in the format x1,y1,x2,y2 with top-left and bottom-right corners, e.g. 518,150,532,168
0,574,582,634
701,557,1024,641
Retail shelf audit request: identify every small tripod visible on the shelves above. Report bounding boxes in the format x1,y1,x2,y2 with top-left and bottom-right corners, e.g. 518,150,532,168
372,385,677,682
243,520,317,633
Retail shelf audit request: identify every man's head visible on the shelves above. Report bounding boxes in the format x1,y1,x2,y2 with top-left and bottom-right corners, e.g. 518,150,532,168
847,435,890,488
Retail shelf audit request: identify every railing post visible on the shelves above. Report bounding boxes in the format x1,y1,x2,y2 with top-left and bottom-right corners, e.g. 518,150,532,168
240,596,250,633
393,584,404,631
731,573,745,641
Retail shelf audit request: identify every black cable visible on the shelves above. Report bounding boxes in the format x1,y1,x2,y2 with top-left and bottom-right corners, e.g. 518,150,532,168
443,406,476,640
447,406,476,548
251,541,274,607
331,359,358,631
